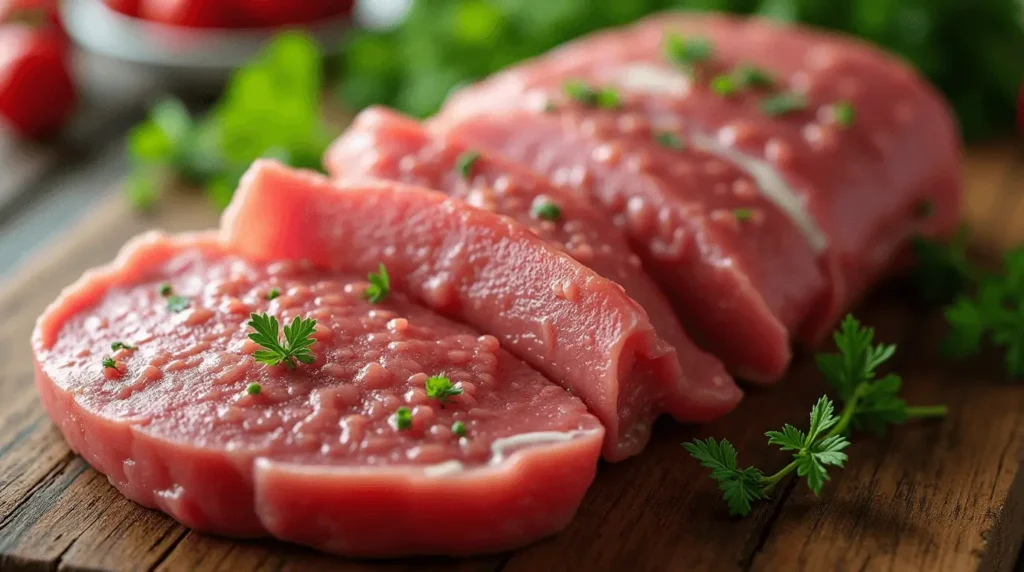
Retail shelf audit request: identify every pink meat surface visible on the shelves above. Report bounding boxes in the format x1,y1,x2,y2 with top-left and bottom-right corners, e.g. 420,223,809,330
323,106,741,421
221,160,702,460
32,231,604,557
440,11,961,343
432,105,824,383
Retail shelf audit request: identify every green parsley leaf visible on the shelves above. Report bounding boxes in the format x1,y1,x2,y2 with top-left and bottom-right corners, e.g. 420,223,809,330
796,432,850,495
102,356,117,370
683,437,766,516
664,33,714,69
814,315,895,402
452,420,468,437
456,150,480,180
425,375,463,403
247,312,318,369
266,288,281,301
710,74,738,97
732,65,776,89
733,208,754,222
764,424,806,451
110,341,136,352
759,93,808,117
532,200,562,221
393,407,413,431
166,295,191,313
159,283,173,297
655,132,684,149
562,81,621,109
832,101,856,128
364,263,391,304
246,383,262,396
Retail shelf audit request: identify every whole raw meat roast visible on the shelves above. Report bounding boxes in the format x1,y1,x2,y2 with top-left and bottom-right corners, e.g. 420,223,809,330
32,11,961,558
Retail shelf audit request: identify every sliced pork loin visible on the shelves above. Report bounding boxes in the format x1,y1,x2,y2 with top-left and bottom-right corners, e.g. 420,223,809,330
323,106,741,423
431,106,823,383
220,160,726,461
437,11,960,347
32,231,603,556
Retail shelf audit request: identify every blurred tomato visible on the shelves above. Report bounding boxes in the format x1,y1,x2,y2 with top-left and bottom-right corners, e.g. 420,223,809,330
237,0,354,27
103,0,141,17
140,0,226,28
0,24,75,138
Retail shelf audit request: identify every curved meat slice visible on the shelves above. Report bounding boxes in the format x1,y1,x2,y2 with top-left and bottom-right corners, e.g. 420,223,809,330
221,160,701,460
439,11,961,343
33,231,603,556
431,107,821,382
323,106,741,424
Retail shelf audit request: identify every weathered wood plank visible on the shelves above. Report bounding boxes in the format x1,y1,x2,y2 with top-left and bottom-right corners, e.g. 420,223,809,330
0,144,1021,571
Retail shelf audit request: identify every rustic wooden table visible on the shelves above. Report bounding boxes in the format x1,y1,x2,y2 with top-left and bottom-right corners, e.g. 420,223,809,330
1,91,1024,571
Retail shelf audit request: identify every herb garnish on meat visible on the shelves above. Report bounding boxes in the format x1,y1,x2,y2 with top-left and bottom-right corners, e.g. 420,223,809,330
393,407,413,431
425,375,463,403
101,356,117,370
655,132,684,149
562,81,621,109
110,341,136,352
247,313,318,369
456,150,480,179
364,263,391,304
452,420,468,437
246,383,262,395
832,101,856,128
759,93,808,117
266,288,281,301
532,200,562,221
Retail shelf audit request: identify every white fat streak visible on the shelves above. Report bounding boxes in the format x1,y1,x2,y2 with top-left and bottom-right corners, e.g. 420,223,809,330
611,62,829,253
489,429,601,465
614,63,690,96
689,133,828,252
419,429,599,477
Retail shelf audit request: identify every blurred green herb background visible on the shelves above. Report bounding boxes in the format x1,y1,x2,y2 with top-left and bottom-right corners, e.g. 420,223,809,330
128,0,1024,211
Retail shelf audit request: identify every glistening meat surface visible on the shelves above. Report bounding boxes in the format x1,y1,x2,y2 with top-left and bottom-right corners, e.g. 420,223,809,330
32,232,603,556
324,106,741,424
220,160,710,460
439,11,961,344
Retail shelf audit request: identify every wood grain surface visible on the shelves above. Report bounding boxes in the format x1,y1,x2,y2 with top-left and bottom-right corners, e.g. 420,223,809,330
1,143,1023,572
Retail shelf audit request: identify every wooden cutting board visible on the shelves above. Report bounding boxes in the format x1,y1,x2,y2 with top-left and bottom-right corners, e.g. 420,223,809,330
1,143,1023,572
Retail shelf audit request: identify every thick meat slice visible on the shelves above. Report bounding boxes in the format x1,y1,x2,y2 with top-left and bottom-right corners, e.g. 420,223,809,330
221,160,706,460
33,231,603,556
439,12,961,343
323,106,741,422
431,106,826,382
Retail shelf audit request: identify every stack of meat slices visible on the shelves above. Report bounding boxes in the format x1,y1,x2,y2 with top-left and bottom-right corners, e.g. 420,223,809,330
33,12,960,557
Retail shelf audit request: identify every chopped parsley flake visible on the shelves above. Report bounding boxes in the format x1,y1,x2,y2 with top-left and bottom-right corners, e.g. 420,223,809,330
832,101,856,128
246,382,262,396
733,208,754,221
159,283,172,297
101,356,117,369
532,200,562,222
364,263,391,304
394,407,413,431
110,341,136,352
562,81,620,109
759,93,808,117
655,132,684,149
425,375,463,403
456,150,480,180
452,420,467,437
664,33,713,69
166,295,190,313
710,74,738,97
266,288,281,301
733,65,776,89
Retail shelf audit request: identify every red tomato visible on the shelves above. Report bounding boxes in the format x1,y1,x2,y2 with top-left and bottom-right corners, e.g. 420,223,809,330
0,25,75,138
103,0,141,18
236,0,354,27
140,0,226,28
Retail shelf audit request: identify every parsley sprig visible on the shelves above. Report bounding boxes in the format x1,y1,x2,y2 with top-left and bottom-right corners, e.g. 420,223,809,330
685,315,946,516
942,247,1024,377
247,312,318,369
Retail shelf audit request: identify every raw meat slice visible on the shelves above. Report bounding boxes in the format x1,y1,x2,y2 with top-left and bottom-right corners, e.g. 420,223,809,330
431,107,822,382
221,160,711,460
32,231,603,556
439,12,961,343
323,106,741,422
